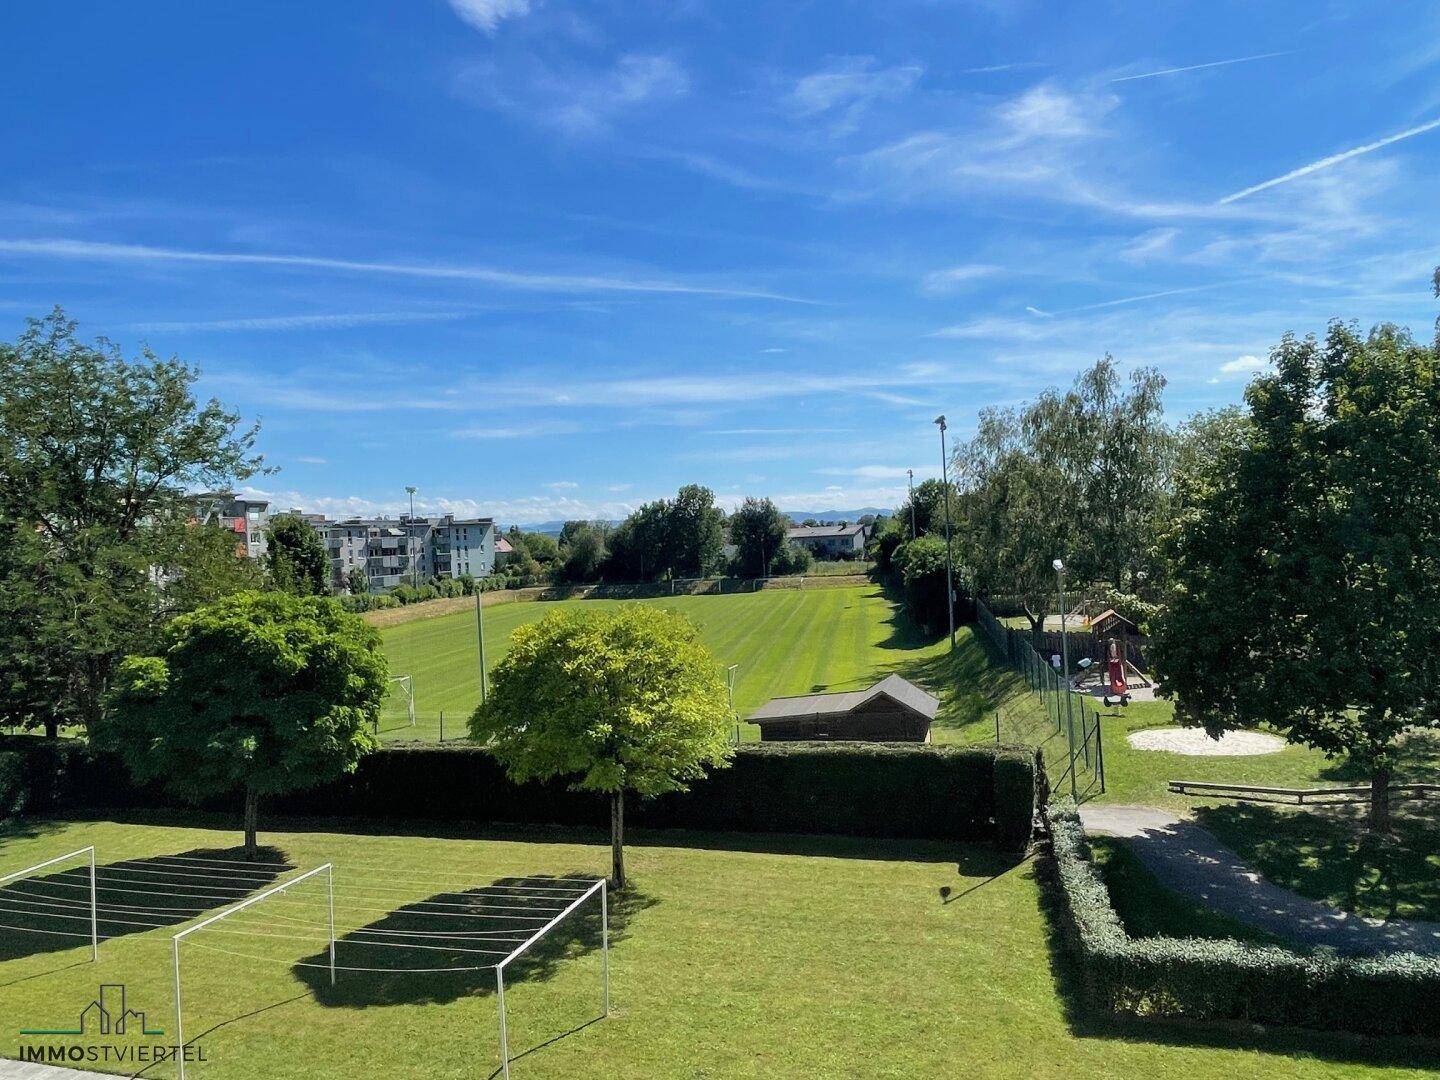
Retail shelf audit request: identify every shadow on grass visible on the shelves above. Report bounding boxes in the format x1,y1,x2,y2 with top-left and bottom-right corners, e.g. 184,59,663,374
294,875,655,1009
1195,802,1440,924
1319,729,1440,786
1032,850,1440,1071
53,808,990,865
0,846,292,965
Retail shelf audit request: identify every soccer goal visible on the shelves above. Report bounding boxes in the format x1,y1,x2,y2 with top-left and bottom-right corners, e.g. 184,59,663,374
170,863,334,1080
494,877,609,1079
0,847,98,962
387,674,416,728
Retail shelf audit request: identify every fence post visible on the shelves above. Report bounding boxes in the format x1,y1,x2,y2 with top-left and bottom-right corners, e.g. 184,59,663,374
1095,710,1106,794
439,710,444,743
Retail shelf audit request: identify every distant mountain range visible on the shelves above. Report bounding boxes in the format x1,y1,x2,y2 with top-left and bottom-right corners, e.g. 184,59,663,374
511,508,891,535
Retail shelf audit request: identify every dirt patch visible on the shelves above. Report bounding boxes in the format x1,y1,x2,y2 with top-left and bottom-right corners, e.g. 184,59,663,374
1126,727,1285,756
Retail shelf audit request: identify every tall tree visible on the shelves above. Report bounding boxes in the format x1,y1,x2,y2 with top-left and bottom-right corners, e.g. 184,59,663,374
471,607,731,887
557,520,610,583
105,591,387,855
1151,323,1440,830
667,483,725,577
0,310,263,735
265,513,330,595
728,497,788,576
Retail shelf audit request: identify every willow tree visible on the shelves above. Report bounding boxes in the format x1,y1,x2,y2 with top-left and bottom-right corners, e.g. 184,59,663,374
1152,323,1440,830
471,606,731,888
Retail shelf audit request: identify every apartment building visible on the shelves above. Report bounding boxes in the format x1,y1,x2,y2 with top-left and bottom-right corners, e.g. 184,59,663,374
194,492,270,559
319,514,497,593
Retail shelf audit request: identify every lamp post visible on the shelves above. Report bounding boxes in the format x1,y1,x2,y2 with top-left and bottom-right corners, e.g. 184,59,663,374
1054,557,1077,801
935,416,955,651
405,485,419,588
907,469,917,538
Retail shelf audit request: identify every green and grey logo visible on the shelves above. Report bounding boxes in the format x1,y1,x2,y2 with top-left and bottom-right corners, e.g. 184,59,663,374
20,983,165,1037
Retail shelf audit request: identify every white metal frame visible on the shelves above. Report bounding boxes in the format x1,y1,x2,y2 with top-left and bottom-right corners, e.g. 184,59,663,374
171,864,334,1080
0,847,98,962
494,878,609,1080
388,675,416,727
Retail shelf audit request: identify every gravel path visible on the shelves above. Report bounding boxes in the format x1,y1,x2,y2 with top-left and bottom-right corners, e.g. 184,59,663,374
1078,803,1440,955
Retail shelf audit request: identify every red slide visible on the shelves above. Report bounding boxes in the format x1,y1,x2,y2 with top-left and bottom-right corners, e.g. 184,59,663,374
1108,656,1128,696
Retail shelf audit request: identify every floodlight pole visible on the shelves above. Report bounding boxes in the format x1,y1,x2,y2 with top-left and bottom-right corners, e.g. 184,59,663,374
405,486,418,589
88,847,98,962
935,415,956,651
475,590,488,705
601,879,611,1017
907,468,917,539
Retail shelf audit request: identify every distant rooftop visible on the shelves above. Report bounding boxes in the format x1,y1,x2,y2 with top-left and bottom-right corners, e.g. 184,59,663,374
787,523,868,539
749,674,939,722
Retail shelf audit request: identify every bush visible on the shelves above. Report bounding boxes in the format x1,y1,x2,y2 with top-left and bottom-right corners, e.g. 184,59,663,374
18,740,1037,847
1044,804,1440,1038
769,542,812,576
336,593,401,614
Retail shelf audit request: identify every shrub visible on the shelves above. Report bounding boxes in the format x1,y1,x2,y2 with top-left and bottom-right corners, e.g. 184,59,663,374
1044,804,1440,1038
24,741,1037,848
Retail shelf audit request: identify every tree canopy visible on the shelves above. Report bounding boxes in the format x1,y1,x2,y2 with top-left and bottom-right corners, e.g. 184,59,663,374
470,606,731,886
728,497,788,576
1150,323,1440,829
0,309,264,735
266,513,330,595
105,591,387,854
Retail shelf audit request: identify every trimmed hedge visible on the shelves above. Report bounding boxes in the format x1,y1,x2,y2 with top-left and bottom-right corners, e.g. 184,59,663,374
1044,803,1440,1038
0,737,1039,848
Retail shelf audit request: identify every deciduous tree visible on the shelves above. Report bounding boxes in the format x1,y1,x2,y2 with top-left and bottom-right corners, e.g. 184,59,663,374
265,513,330,595
728,497,788,576
1151,323,1440,830
470,606,731,887
105,591,386,855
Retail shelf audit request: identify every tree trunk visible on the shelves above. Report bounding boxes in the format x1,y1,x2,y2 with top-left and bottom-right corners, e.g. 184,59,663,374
1023,606,1044,651
43,719,59,739
610,790,626,891
1368,764,1392,834
243,786,260,859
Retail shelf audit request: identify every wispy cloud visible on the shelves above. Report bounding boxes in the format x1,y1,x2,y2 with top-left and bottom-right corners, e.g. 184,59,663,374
959,62,1047,75
294,455,328,465
1219,117,1440,203
816,465,913,479
129,311,468,333
451,420,584,439
786,56,923,132
455,52,689,136
920,263,1005,295
547,480,580,490
1110,50,1295,84
0,237,804,302
447,0,530,34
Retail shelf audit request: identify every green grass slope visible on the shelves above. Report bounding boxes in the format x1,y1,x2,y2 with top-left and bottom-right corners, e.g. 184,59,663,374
377,585,1038,745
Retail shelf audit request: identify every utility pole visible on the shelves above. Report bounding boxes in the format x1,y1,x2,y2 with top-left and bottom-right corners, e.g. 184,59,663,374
405,486,419,588
475,588,488,705
907,469,917,538
934,416,956,651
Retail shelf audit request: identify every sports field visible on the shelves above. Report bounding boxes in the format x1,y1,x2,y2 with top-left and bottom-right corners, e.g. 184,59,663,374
2,816,1435,1080
376,585,1036,745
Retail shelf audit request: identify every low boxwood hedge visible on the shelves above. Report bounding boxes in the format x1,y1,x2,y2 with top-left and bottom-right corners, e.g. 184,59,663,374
1,736,1039,848
1044,804,1440,1038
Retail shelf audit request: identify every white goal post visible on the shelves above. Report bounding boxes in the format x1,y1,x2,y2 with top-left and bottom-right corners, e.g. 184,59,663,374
171,863,334,1080
388,675,416,727
495,878,609,1080
0,847,98,962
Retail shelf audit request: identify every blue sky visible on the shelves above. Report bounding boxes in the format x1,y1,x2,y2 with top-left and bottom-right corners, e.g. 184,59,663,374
2,1,1437,524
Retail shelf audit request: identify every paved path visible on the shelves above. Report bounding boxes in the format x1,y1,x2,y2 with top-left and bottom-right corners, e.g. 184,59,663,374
1078,803,1440,956
0,1061,122,1080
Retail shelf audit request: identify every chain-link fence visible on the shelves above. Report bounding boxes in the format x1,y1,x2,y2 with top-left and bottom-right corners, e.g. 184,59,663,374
976,599,1105,802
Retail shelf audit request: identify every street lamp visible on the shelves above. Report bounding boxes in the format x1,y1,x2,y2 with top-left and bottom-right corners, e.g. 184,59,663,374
906,469,917,539
1053,557,1077,801
935,416,956,651
1052,558,1069,684
405,486,418,588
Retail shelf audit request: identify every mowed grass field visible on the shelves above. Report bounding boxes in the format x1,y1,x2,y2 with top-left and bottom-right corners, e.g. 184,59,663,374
377,585,1037,745
2,816,1436,1080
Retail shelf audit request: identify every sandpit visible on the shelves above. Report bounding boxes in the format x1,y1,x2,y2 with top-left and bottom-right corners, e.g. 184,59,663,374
1126,727,1285,756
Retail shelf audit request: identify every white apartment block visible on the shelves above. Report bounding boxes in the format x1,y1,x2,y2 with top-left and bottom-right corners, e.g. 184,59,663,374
319,514,497,593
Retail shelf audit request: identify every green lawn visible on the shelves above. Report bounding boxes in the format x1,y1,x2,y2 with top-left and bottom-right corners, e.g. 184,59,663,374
2,816,1435,1079
377,586,1036,746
